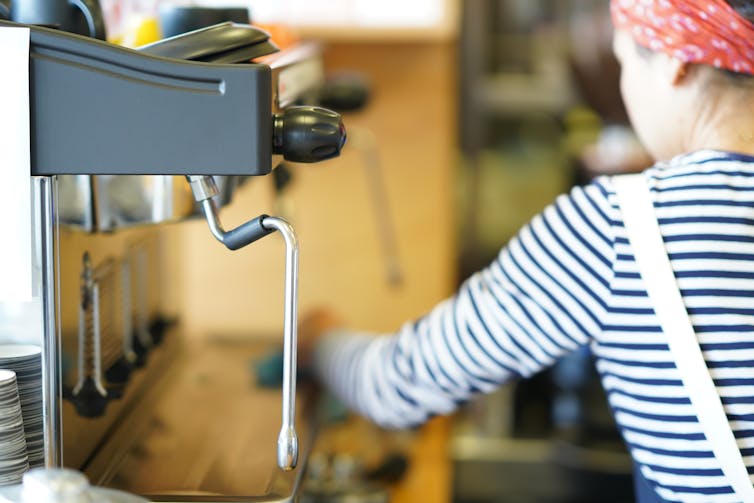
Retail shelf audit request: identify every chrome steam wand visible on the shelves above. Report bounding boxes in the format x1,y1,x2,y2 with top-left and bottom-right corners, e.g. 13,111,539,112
262,216,299,470
187,175,299,471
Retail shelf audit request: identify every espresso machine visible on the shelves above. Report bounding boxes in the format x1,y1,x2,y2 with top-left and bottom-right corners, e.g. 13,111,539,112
0,17,345,501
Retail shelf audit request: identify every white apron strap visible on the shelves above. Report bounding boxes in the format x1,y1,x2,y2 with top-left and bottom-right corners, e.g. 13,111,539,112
613,173,754,502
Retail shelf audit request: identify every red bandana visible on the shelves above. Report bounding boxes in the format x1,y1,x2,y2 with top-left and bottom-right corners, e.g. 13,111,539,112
611,0,754,75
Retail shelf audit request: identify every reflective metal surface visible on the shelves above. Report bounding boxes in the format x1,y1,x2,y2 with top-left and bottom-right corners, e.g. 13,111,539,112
58,175,197,233
58,175,246,233
35,176,62,468
87,339,314,502
58,228,171,470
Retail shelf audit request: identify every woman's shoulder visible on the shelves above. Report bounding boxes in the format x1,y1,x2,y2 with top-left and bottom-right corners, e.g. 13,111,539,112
646,149,754,184
590,149,754,194
549,149,754,239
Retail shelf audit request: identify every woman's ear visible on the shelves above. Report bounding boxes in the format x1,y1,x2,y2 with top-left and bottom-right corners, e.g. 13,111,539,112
667,57,690,86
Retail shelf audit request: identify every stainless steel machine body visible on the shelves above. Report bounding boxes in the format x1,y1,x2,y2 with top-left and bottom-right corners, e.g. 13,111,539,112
0,20,342,502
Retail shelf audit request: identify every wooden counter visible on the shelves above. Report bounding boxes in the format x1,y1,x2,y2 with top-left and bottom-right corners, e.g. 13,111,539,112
310,414,451,503
391,417,452,503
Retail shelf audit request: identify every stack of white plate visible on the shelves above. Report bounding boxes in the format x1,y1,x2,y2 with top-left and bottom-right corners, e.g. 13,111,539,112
0,346,43,468
0,370,29,486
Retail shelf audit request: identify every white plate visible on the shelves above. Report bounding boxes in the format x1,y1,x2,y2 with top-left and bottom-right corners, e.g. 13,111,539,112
0,370,16,384
0,345,41,359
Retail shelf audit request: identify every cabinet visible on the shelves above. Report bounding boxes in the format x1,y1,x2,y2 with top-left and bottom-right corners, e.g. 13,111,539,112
457,0,581,277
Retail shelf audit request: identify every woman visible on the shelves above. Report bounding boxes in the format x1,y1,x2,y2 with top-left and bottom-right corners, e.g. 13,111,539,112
302,1,754,501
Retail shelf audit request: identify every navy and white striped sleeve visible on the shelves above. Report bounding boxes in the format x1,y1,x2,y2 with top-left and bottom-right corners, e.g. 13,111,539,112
313,179,617,428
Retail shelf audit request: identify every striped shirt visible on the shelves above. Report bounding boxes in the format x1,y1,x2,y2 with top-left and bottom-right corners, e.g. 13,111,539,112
313,149,754,502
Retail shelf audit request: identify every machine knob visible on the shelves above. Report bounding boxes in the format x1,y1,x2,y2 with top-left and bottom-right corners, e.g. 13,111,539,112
273,106,346,163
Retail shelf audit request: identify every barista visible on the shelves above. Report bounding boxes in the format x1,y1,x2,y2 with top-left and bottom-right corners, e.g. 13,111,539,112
301,1,754,501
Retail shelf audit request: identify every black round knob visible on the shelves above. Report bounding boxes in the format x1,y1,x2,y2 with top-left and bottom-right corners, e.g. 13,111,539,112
273,106,346,163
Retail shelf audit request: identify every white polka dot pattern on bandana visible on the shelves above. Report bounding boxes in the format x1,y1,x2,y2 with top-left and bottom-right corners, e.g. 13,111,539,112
611,0,754,75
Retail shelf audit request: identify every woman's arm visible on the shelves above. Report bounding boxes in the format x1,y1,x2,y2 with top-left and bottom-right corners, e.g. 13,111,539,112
313,179,617,428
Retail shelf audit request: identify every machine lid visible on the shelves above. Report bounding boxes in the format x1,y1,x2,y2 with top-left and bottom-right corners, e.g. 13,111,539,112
0,469,149,503
138,22,279,63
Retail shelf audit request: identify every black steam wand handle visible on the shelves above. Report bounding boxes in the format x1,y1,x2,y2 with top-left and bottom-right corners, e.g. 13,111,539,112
186,175,275,250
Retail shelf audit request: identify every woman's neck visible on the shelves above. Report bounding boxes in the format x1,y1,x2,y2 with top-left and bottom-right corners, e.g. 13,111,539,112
694,120,754,156
685,87,754,156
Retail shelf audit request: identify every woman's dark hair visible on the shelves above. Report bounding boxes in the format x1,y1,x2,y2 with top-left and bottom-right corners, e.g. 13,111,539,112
725,0,754,24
